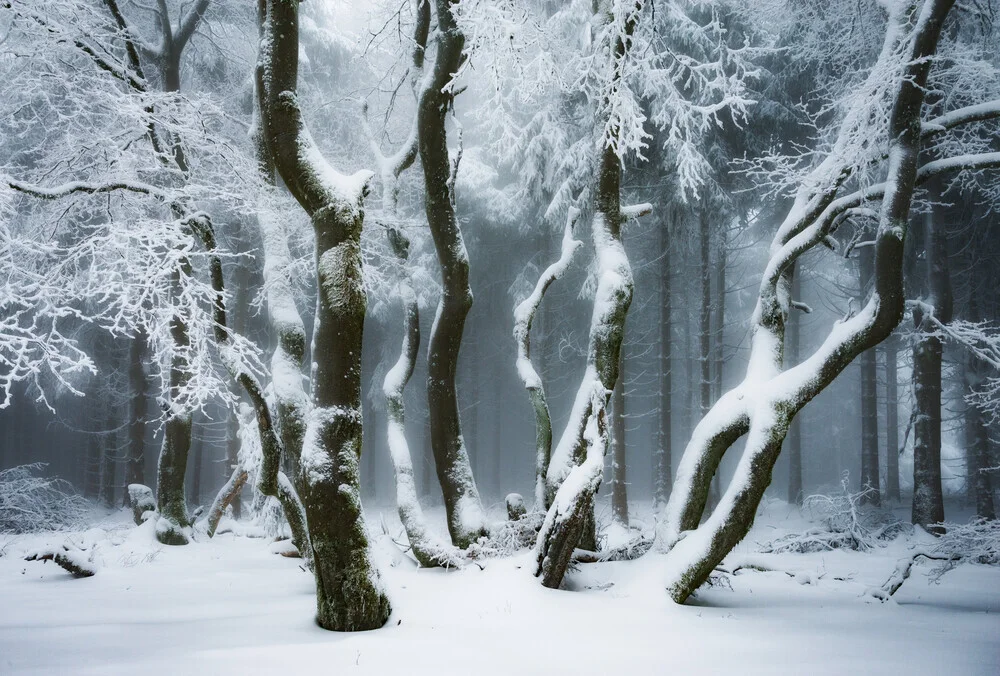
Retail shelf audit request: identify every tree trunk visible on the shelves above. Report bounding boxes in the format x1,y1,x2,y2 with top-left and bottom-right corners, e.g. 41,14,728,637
658,0,955,602
224,409,242,519
699,199,720,506
514,211,581,508
963,297,995,520
99,404,117,508
611,341,628,526
859,245,881,505
155,276,194,545
884,334,901,502
123,331,148,506
786,265,803,505
655,211,672,510
189,415,203,506
536,3,645,588
260,0,389,631
912,209,951,533
417,0,487,548
383,230,463,568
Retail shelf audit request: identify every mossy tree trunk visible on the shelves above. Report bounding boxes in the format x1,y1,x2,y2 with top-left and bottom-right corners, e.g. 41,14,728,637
259,0,389,632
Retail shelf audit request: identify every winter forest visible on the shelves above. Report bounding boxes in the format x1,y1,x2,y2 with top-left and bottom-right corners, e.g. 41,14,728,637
0,0,998,673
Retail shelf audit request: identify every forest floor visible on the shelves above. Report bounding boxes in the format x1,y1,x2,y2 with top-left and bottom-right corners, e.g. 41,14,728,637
0,498,997,675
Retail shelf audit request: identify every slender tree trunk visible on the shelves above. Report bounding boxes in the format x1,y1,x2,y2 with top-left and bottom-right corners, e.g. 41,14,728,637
786,265,803,505
417,0,487,547
123,331,148,506
859,246,881,505
963,297,995,520
912,210,951,533
514,212,581,508
611,341,628,526
699,199,719,505
99,403,117,508
655,212,672,509
884,334,901,502
383,229,463,568
189,415,204,506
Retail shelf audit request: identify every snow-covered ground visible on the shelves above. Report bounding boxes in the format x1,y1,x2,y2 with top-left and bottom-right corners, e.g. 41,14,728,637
1,500,997,675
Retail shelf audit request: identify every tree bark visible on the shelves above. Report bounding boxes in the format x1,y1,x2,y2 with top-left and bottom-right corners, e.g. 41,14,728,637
884,334,901,502
912,209,951,533
859,245,881,505
417,0,487,548
513,211,582,508
699,200,720,506
123,330,148,507
786,265,803,505
155,272,194,545
383,230,464,568
655,211,673,510
611,339,629,526
962,297,995,519
536,1,645,588
259,0,389,631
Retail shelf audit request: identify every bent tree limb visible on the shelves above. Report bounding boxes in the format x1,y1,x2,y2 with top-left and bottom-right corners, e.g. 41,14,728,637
658,0,958,604
259,0,389,632
383,230,464,569
513,209,582,509
418,0,487,548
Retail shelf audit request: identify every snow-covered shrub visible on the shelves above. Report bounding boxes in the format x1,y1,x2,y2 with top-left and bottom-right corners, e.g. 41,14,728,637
0,464,89,533
763,476,908,554
469,512,546,559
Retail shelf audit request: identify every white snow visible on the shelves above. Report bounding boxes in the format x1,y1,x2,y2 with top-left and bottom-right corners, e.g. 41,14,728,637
1,502,998,675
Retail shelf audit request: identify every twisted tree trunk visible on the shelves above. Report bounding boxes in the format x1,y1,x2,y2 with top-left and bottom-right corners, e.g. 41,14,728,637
657,0,957,602
536,2,647,587
513,211,582,508
417,0,487,548
384,230,464,569
259,0,389,631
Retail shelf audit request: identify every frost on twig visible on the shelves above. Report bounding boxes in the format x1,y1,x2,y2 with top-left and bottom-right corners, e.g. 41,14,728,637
0,464,89,534
762,475,909,554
